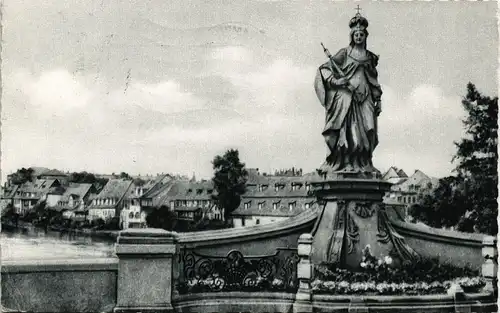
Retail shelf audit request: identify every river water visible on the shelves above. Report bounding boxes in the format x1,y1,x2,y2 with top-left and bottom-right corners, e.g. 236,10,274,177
0,229,115,261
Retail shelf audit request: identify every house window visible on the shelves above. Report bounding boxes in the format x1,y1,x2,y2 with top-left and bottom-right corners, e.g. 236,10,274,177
305,203,310,209
306,183,311,192
289,202,295,211
129,212,134,218
274,185,279,192
256,219,260,225
273,203,277,210
135,212,140,218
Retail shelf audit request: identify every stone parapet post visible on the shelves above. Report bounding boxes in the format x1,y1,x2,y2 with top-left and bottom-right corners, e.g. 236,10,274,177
481,236,498,295
293,233,313,313
113,228,178,313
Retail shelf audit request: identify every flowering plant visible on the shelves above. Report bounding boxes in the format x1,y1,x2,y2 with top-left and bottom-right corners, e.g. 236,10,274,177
312,252,485,296
359,244,393,272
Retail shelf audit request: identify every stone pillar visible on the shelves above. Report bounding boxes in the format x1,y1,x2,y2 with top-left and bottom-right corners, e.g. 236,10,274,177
113,228,178,313
293,234,313,313
481,236,498,294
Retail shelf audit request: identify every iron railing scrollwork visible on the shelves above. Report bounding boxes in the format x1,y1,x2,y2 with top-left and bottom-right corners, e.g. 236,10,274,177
177,247,299,294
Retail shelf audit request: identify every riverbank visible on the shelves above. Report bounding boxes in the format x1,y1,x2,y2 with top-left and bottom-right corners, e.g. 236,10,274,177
1,221,119,240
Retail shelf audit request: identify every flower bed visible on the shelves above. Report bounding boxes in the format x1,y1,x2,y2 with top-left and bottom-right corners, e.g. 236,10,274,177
177,276,297,294
312,245,486,295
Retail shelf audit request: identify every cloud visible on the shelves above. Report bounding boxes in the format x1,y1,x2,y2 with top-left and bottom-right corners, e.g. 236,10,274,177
2,59,468,181
375,84,465,176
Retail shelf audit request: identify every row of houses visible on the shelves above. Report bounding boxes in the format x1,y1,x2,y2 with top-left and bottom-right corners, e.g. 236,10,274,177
1,166,439,229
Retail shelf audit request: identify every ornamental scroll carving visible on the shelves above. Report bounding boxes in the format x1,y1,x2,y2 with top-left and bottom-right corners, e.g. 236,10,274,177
376,205,419,262
354,201,376,218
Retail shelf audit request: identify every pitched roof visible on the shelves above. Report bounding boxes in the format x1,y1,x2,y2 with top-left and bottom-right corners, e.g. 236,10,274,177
232,198,317,217
382,167,401,180
170,180,216,200
60,183,93,201
14,179,59,198
124,174,171,200
1,185,18,199
90,179,133,200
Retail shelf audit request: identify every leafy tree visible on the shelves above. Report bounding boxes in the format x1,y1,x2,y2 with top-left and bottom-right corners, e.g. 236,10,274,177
68,171,108,192
212,149,248,221
10,167,35,185
119,172,131,180
102,216,121,230
146,205,177,231
133,178,146,186
410,83,498,235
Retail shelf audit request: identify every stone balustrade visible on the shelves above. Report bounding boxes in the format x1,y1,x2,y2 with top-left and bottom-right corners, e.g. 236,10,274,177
0,228,498,313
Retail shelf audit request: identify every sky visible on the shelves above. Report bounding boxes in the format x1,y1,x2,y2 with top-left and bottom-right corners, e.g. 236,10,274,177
1,0,498,181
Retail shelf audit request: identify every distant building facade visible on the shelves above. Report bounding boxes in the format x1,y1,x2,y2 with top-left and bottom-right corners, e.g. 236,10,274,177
382,167,439,218
86,179,133,221
231,168,317,228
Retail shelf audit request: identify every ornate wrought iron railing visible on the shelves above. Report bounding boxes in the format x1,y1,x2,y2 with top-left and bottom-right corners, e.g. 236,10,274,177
176,247,299,294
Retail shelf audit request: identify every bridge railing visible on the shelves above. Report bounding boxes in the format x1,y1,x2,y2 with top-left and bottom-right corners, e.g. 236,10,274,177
176,246,299,294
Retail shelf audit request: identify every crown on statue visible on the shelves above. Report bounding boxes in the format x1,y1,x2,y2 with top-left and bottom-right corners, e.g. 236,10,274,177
349,12,369,32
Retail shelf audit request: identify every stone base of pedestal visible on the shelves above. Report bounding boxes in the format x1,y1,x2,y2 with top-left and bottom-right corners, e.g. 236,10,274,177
310,174,418,267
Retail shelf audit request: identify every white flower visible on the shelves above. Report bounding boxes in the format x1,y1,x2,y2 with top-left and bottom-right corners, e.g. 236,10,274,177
377,259,383,266
360,262,366,268
384,256,393,265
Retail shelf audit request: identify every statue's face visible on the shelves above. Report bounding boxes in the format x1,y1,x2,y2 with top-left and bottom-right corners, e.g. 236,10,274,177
353,31,366,45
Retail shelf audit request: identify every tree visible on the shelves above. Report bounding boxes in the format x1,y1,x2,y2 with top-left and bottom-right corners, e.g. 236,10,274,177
410,83,498,235
119,172,131,180
146,205,177,231
212,149,248,221
133,178,146,186
68,171,108,192
10,167,35,185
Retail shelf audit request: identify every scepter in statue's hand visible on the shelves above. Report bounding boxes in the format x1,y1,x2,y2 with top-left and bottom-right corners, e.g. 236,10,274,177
321,42,345,77
321,42,356,92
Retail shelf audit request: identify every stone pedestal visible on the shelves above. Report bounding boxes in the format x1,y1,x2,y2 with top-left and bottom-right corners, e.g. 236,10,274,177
310,171,417,268
113,228,178,313
293,234,313,313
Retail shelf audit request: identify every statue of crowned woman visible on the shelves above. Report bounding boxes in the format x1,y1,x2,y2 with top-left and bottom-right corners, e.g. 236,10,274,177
314,11,383,174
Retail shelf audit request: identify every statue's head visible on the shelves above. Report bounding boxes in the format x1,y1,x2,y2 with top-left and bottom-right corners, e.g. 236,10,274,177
349,13,369,48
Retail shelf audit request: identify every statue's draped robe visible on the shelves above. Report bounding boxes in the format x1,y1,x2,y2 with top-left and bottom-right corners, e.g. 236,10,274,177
314,47,382,171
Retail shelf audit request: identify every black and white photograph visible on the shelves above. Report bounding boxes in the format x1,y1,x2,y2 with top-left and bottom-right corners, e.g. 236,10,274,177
0,1,498,312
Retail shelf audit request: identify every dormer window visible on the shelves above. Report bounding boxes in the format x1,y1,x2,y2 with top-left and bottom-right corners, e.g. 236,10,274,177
244,202,250,209
274,185,279,192
258,202,264,210
289,202,296,211
273,202,278,210
187,189,193,193
196,189,203,195
306,183,311,192
207,189,213,194
305,202,311,209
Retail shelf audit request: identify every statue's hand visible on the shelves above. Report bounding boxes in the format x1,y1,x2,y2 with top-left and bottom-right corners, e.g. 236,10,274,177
332,77,349,87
